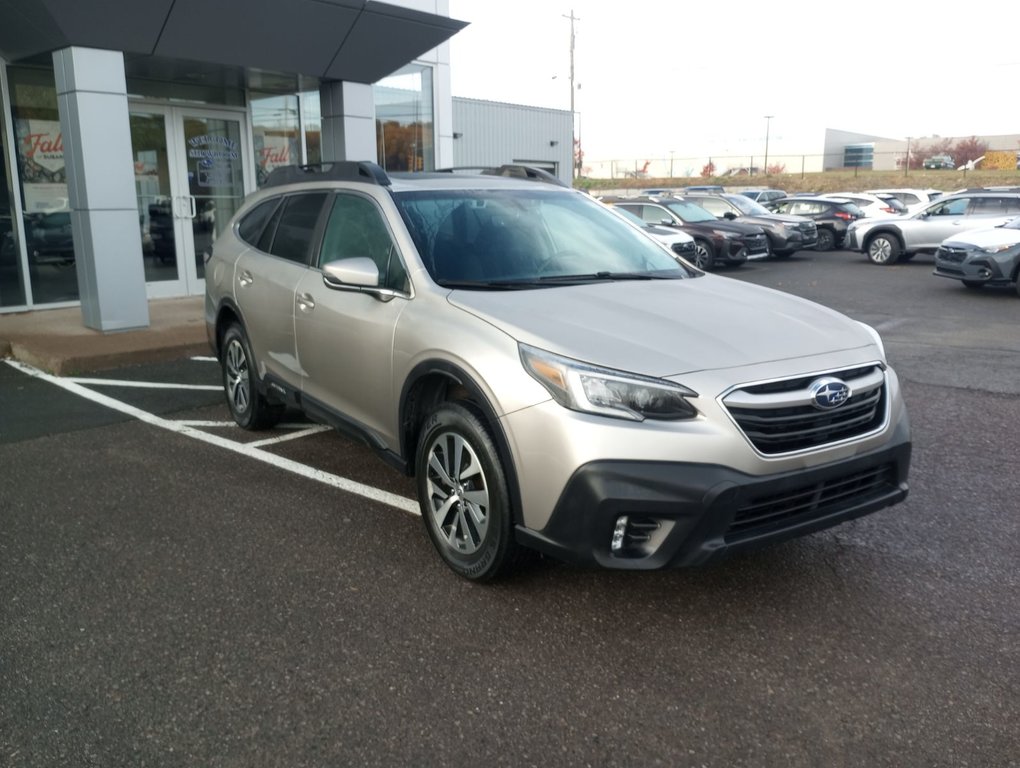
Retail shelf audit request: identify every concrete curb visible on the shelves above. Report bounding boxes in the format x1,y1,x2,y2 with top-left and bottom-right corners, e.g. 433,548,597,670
7,339,211,376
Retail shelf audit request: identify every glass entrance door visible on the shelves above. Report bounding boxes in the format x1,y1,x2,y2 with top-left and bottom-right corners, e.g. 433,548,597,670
130,105,250,298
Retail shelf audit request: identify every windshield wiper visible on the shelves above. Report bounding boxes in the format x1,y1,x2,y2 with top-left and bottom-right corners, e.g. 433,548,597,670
538,271,676,282
436,279,550,290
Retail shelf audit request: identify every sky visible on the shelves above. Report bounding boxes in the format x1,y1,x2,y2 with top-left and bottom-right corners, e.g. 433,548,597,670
447,0,1020,173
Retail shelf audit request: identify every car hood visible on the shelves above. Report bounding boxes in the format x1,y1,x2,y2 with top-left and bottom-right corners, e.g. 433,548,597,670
943,224,1020,248
700,218,764,235
740,213,809,228
447,276,874,378
646,223,694,242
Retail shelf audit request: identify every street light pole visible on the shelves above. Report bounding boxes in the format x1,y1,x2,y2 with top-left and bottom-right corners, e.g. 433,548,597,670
904,136,911,178
564,10,580,180
763,115,774,177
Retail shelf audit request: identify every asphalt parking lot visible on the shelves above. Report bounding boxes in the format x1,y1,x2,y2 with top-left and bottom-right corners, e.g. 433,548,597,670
2,249,1018,767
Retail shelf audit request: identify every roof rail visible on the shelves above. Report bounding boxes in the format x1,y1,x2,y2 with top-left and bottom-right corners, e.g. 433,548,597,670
434,164,570,188
264,161,391,188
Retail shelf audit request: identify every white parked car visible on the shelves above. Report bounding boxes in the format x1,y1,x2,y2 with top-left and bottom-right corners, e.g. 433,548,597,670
865,188,943,215
820,192,905,218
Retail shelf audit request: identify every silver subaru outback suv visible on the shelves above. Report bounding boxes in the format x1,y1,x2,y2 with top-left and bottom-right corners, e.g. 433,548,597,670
205,162,911,581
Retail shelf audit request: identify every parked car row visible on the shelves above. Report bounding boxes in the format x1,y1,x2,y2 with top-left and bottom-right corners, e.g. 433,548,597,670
600,195,772,269
604,183,1020,298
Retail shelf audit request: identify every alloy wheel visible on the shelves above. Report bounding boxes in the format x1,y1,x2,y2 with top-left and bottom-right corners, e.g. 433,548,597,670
424,431,490,555
224,338,251,416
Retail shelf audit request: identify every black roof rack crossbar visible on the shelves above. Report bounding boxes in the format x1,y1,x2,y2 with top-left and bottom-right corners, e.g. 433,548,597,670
434,165,569,188
264,161,391,188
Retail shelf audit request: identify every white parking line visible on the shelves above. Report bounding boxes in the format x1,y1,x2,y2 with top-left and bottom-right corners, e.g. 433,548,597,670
6,360,419,516
247,425,331,447
68,377,222,391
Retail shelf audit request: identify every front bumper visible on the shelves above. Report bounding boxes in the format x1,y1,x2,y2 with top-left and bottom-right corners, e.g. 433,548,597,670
515,416,911,570
933,246,1019,286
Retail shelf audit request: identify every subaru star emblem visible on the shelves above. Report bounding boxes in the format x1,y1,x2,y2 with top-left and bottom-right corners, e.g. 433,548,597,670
810,377,852,410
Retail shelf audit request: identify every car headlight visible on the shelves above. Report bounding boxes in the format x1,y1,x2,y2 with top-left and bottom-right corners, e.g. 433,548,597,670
520,343,698,421
980,243,1017,255
714,230,739,239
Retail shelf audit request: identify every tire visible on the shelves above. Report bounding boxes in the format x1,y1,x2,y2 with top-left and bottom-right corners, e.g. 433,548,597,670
962,280,984,290
221,323,284,430
815,228,836,252
416,402,520,581
692,239,715,270
866,234,901,265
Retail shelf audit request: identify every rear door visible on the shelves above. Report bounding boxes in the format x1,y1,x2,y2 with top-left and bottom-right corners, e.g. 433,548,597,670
234,192,328,390
913,196,995,250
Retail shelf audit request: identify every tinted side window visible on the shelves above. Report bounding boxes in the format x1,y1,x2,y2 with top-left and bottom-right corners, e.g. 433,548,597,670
238,198,281,246
320,194,409,292
268,193,328,264
694,197,728,217
931,198,969,216
971,196,1020,214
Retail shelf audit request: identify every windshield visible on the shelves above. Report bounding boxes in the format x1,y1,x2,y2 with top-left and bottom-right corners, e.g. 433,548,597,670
661,200,717,223
393,188,691,287
725,194,768,215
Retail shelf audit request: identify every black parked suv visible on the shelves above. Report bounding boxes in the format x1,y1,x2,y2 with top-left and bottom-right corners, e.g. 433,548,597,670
684,192,818,256
766,196,864,251
603,196,770,269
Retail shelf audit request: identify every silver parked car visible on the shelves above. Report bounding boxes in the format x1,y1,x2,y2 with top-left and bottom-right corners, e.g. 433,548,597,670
846,191,1020,265
206,162,912,581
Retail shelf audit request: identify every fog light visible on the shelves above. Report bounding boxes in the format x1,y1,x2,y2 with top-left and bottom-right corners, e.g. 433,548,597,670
611,516,629,552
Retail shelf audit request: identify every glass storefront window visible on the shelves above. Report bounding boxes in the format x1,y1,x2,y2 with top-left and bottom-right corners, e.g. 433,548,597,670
251,92,300,187
7,62,78,305
301,90,321,167
1,63,28,307
375,64,434,173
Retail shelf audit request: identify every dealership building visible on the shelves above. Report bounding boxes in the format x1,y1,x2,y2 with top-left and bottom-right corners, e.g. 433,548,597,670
0,0,573,331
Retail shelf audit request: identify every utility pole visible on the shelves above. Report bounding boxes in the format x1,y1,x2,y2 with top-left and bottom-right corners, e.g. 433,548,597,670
564,10,579,179
763,115,774,177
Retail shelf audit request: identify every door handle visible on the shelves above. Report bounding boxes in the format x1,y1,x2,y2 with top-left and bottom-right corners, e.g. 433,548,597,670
296,293,315,312
188,196,197,219
238,270,253,287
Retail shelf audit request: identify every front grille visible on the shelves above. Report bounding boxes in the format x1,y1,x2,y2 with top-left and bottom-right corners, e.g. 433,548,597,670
936,245,970,264
725,464,897,541
800,222,818,234
723,365,887,454
743,233,770,255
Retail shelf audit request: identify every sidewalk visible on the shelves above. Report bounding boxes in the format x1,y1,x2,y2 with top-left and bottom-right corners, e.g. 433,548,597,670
0,296,210,375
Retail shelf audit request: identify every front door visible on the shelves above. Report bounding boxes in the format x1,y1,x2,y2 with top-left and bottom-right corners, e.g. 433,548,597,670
130,105,251,298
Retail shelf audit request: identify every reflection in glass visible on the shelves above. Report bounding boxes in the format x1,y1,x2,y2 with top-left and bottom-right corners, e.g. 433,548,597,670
183,115,245,280
301,90,321,167
375,64,434,172
7,62,78,305
251,93,300,188
130,111,179,283
1,85,28,307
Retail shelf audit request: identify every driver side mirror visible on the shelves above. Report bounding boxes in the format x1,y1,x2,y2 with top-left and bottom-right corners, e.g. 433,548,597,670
722,211,737,220
322,257,379,288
